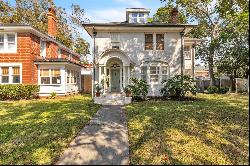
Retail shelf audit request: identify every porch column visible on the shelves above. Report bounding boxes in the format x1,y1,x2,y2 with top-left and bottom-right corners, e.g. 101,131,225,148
123,66,126,87
104,66,107,93
128,66,130,84
120,67,122,91
99,65,101,83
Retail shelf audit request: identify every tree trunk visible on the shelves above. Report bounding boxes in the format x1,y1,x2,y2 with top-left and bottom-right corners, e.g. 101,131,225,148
208,56,216,86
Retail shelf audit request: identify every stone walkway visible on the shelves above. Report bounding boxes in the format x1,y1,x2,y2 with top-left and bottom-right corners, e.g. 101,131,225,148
56,105,129,165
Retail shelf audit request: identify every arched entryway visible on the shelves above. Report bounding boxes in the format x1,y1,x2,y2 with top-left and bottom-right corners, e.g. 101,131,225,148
98,49,132,93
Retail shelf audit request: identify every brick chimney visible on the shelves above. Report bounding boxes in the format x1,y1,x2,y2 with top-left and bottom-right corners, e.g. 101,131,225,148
47,7,57,38
170,8,178,24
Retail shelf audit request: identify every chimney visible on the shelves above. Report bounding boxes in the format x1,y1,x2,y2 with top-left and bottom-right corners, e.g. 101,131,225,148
47,7,57,38
170,8,178,24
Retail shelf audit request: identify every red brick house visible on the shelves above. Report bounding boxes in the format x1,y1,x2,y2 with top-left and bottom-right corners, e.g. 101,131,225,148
0,8,83,96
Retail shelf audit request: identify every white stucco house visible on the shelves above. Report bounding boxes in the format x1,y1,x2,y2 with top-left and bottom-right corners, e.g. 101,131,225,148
83,8,200,96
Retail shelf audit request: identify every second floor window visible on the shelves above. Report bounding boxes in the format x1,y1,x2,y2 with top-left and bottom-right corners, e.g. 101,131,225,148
156,34,164,50
0,33,17,53
131,13,145,23
145,34,153,50
40,40,46,58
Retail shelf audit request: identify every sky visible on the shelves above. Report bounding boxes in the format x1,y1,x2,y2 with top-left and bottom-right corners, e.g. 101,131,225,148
53,0,166,61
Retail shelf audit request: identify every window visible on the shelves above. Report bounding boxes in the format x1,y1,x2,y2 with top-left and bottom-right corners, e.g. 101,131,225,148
58,48,61,58
149,66,160,83
0,65,21,84
40,69,61,85
12,67,20,83
145,34,153,50
130,13,145,23
141,66,147,81
1,67,9,83
40,69,50,84
0,35,4,51
156,34,164,50
67,70,70,83
161,66,168,81
40,40,46,57
184,46,191,59
51,69,61,84
0,33,17,53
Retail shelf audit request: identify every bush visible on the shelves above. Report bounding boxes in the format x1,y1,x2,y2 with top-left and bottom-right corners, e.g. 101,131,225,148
160,75,196,98
0,84,39,100
219,87,229,94
207,86,219,94
50,92,57,99
127,78,149,100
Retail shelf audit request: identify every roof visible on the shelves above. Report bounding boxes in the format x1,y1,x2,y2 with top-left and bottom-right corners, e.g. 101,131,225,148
34,58,83,67
82,22,196,27
0,23,81,58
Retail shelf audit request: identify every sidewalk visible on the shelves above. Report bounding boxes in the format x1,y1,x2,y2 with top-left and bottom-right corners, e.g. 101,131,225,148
56,105,129,165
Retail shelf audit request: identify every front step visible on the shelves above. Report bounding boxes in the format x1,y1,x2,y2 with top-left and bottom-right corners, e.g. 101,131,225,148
94,93,132,105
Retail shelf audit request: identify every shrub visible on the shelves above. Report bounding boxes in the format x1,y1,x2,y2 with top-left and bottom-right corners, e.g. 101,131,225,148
207,86,219,94
127,78,149,100
50,92,57,99
160,75,196,98
0,84,39,100
219,87,229,94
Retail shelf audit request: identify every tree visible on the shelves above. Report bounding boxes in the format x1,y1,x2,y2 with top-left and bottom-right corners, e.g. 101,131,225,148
0,0,89,52
160,0,224,86
153,5,187,24
216,1,249,91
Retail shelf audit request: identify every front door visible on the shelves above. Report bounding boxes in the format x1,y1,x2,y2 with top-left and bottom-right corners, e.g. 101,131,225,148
111,69,120,92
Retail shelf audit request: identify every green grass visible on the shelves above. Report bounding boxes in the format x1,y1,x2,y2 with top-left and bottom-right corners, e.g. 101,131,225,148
0,94,100,165
124,93,249,165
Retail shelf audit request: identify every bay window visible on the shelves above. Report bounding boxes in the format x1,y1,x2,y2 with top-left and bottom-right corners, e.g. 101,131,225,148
0,33,17,53
161,66,168,81
40,69,50,84
141,66,147,81
51,69,61,84
40,69,61,85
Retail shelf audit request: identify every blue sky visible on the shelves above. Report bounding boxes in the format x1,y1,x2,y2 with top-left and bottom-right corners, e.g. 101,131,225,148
53,0,166,61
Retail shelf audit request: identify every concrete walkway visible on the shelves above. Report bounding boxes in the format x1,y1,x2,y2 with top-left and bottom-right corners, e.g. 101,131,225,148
56,105,129,165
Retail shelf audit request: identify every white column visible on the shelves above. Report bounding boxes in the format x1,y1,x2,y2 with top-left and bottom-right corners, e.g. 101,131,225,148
104,66,107,93
123,66,126,87
128,66,130,84
99,66,101,83
120,67,122,91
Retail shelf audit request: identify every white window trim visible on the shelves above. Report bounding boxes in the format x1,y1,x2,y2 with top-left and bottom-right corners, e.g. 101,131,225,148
0,33,17,53
0,63,22,84
184,46,191,60
38,68,62,86
66,69,78,85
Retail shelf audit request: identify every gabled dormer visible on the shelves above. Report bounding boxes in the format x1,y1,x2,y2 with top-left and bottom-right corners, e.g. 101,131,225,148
126,8,150,24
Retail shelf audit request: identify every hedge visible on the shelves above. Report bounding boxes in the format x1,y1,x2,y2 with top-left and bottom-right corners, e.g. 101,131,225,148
0,84,39,100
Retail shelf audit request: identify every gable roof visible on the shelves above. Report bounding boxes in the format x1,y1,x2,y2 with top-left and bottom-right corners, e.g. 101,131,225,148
0,23,81,58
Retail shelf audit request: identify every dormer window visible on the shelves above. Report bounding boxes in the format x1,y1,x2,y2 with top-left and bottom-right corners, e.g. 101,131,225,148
130,13,145,23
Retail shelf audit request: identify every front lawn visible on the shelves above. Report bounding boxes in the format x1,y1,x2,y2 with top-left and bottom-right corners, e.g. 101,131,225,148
0,94,100,165
124,93,249,165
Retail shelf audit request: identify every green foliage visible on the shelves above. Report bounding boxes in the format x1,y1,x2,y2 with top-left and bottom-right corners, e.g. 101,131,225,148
219,87,229,94
207,86,219,94
123,85,131,93
0,94,100,164
160,75,196,98
127,78,149,100
152,5,187,24
0,84,39,100
0,0,89,51
49,91,56,99
95,83,102,93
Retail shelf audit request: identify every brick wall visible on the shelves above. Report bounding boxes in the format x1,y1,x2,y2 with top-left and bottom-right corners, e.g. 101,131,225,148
82,75,92,93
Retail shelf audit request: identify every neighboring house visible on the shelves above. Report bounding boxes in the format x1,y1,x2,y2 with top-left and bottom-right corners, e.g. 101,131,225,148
83,8,200,96
0,8,82,96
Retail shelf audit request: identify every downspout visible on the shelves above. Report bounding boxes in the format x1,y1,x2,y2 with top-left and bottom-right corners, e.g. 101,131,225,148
180,27,185,80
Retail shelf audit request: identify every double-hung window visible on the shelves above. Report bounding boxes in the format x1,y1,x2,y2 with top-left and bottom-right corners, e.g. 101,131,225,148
184,46,191,59
149,66,160,83
156,34,164,50
145,34,153,50
40,40,46,57
130,13,145,23
141,66,147,81
161,66,168,82
0,65,21,84
40,69,61,85
0,33,17,53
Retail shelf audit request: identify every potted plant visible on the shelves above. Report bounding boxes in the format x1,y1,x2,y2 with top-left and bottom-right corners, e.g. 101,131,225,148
124,85,132,97
95,83,102,97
